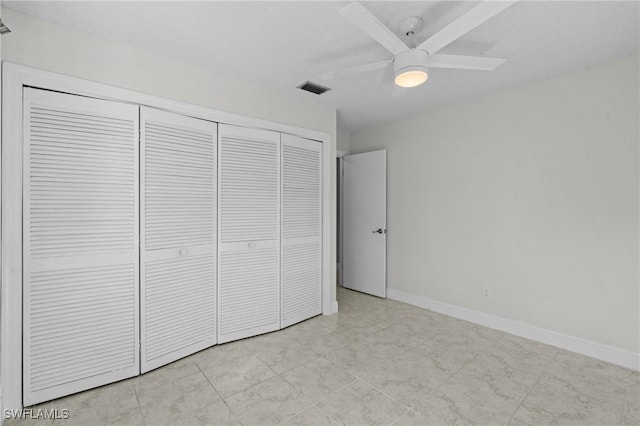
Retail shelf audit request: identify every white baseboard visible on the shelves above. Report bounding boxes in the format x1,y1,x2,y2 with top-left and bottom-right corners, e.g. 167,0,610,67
387,288,640,371
324,300,339,316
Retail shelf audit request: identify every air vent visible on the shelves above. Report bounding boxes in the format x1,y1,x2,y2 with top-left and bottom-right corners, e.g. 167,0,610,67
297,81,331,95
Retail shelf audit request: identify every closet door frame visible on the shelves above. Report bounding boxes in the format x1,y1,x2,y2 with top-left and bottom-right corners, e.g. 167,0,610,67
1,62,335,411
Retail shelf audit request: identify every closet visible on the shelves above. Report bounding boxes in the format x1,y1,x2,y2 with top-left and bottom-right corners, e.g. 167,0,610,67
20,87,323,406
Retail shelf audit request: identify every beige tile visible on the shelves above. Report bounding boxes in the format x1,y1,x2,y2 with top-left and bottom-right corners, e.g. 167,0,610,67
512,352,630,425
415,368,530,425
465,323,509,342
623,383,640,426
333,319,388,339
136,371,221,425
546,351,634,397
286,379,406,426
363,349,454,409
509,382,623,425
323,341,384,378
281,356,356,400
171,400,242,426
225,376,313,426
200,354,276,398
540,359,628,405
411,337,482,373
283,406,343,426
57,379,139,411
133,356,201,393
359,325,412,345
552,350,633,379
53,407,144,426
463,350,547,388
5,380,144,426
364,307,408,325
296,330,355,356
337,311,390,329
244,328,292,347
358,327,423,352
484,336,557,377
395,314,442,332
495,333,559,358
191,340,253,371
253,333,319,374
283,314,361,337
20,380,143,426
391,409,432,426
11,288,636,426
357,338,413,368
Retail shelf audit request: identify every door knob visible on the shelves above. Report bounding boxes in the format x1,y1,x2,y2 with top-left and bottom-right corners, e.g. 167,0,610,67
372,228,385,234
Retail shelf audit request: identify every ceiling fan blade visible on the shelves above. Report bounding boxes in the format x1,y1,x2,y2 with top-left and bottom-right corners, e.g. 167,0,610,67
319,59,393,81
429,54,506,71
417,1,517,54
340,2,410,56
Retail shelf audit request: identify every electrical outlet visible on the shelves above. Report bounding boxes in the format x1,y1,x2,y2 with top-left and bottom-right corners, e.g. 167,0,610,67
482,286,490,298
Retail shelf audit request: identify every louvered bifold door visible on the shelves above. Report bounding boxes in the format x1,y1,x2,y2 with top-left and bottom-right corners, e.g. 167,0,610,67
281,134,323,327
141,107,217,373
218,124,280,343
23,88,140,406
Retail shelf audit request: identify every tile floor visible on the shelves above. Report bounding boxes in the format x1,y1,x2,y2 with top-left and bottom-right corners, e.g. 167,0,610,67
8,287,639,426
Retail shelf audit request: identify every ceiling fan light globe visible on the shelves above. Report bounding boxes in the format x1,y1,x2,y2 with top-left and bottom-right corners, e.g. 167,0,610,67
394,69,428,87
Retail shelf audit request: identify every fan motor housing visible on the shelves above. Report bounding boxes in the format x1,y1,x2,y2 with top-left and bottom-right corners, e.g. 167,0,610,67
394,49,429,75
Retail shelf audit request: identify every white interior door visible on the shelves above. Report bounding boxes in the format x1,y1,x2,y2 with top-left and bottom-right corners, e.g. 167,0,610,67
281,134,322,328
23,88,140,406
218,124,281,343
343,149,387,298
140,107,217,373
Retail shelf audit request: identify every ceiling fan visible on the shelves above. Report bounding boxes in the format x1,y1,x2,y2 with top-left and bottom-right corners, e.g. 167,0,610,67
323,1,517,88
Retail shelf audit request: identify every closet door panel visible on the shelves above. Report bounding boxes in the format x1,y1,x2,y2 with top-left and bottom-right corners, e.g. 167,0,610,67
218,124,280,343
143,253,215,362
23,88,140,406
281,135,322,327
219,243,280,339
219,130,279,244
141,107,217,373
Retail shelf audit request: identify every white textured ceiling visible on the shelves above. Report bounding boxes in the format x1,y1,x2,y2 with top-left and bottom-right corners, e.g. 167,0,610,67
4,1,639,132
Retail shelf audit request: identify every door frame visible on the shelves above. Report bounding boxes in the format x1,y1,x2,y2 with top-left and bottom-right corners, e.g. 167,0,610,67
1,62,336,410
336,149,348,286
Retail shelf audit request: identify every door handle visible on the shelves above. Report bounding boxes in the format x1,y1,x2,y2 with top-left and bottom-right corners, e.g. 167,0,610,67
372,228,386,234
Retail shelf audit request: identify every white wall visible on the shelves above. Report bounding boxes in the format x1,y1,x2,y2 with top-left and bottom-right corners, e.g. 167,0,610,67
350,53,639,355
0,7,338,304
337,130,350,153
